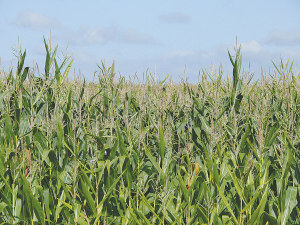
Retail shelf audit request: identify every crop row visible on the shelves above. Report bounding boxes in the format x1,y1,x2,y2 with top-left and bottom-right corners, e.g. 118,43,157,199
0,39,299,224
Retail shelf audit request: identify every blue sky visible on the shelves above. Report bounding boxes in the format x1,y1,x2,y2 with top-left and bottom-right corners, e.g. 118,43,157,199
1,0,300,83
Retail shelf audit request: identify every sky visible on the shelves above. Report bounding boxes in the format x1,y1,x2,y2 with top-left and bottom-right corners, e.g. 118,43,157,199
0,0,300,83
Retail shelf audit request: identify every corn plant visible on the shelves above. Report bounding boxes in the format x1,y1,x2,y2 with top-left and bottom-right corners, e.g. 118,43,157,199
0,38,299,224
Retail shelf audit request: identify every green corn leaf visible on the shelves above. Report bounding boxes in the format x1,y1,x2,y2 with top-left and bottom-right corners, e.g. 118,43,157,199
144,142,166,186
188,206,208,224
75,203,81,222
160,73,170,85
20,66,29,85
60,206,75,225
125,160,133,190
213,161,220,185
226,165,243,200
31,192,46,225
63,141,92,172
262,212,277,224
49,44,58,70
212,208,223,225
159,125,165,164
80,176,96,215
165,200,178,223
0,173,14,195
178,172,189,205
59,178,74,205
238,124,250,152
79,167,96,195
21,174,45,225
117,126,129,157
78,217,89,225
32,86,46,106
112,189,124,217
246,184,268,225
79,78,86,100
0,202,7,214
119,189,127,210
241,182,268,214
228,45,242,91
141,194,164,223
162,146,173,176
228,50,235,66
94,171,124,224
281,136,294,182
265,122,278,148
129,195,151,225
199,114,211,133
18,89,23,111
281,187,297,225
43,37,51,78
57,118,63,155
216,99,231,120
17,49,26,76
15,198,22,220
58,200,88,222
62,58,74,80
272,60,282,76
128,208,143,225
260,159,270,188
58,198,73,211
109,139,118,160
43,188,51,222
6,69,13,84
54,59,61,84
66,86,72,112
4,114,14,145
216,185,239,225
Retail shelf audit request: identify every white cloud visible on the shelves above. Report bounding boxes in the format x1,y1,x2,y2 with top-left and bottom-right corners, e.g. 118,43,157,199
79,25,117,44
14,10,62,30
74,51,95,63
241,40,264,53
118,28,155,44
159,12,190,24
264,29,300,46
61,26,156,46
164,50,195,59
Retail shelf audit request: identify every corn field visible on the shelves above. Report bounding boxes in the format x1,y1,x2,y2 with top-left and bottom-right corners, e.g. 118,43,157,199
0,38,300,224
